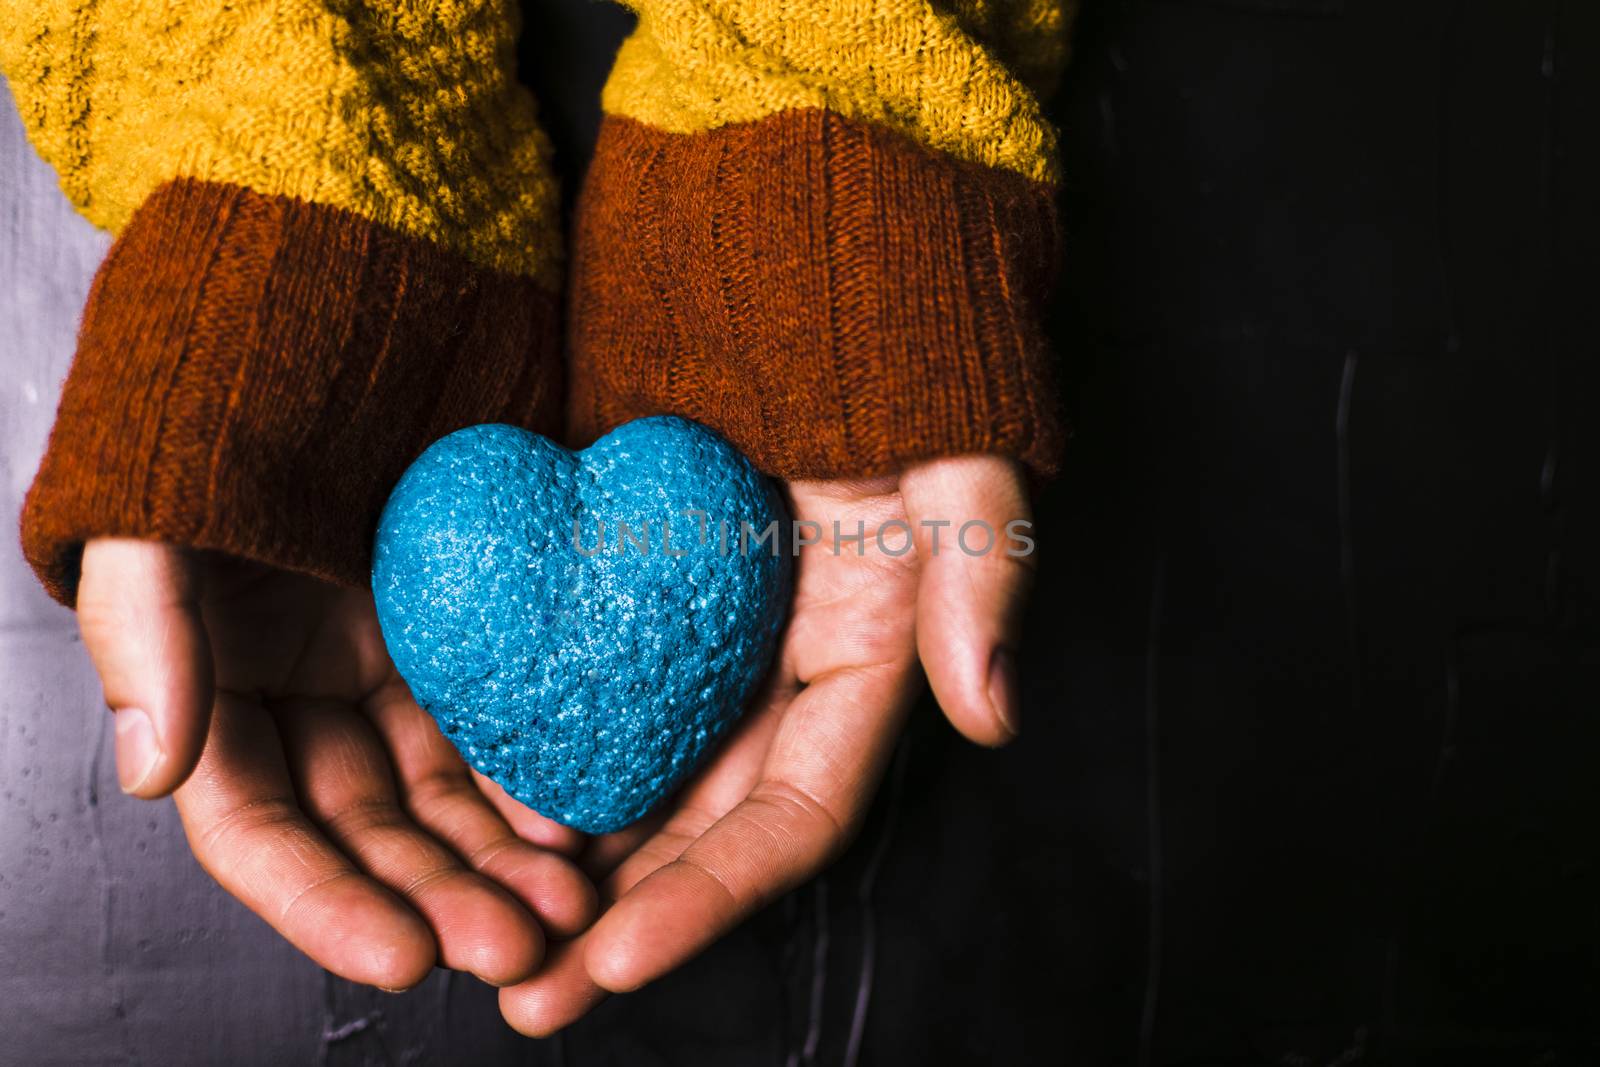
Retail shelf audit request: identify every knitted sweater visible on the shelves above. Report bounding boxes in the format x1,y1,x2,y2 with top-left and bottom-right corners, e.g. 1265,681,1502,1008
2,0,1071,605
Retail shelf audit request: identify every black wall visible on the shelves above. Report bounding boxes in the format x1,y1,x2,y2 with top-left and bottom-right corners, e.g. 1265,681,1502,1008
527,2,1600,1063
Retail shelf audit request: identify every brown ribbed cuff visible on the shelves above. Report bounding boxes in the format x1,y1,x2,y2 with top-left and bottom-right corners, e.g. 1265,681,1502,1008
21,178,562,605
567,110,1064,480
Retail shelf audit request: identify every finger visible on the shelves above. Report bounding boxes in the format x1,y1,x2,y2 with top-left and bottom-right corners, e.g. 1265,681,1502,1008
499,938,609,1037
898,454,1036,745
77,538,214,797
274,698,546,986
174,692,436,990
471,771,588,857
585,659,918,992
594,680,793,893
362,678,597,936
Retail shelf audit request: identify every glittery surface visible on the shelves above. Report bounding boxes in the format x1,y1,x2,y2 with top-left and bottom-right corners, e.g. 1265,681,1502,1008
371,418,791,833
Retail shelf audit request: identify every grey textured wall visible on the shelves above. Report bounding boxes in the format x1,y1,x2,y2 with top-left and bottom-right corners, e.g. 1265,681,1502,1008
0,81,559,1067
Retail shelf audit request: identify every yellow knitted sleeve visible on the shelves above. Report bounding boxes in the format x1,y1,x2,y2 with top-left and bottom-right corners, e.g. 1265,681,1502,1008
0,0,561,286
602,0,1074,184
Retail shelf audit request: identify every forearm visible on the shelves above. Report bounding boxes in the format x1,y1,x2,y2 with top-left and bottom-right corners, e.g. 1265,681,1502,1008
2,0,564,602
568,0,1074,479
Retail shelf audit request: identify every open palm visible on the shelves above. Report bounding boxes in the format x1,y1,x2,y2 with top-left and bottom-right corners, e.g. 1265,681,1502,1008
498,453,1035,1033
77,542,596,989
74,452,1031,1016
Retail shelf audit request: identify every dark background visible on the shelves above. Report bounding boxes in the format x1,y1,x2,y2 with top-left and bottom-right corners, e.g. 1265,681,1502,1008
514,1,1600,1063
4,0,1598,1063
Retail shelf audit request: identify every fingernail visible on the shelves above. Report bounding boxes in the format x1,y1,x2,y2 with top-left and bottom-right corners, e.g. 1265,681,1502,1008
114,708,162,794
987,647,1020,740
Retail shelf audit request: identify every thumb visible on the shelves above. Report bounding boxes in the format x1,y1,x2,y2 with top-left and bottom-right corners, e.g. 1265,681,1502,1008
899,455,1036,747
77,539,214,797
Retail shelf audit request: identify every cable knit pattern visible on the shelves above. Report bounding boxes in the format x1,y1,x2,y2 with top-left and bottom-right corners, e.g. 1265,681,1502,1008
602,0,1074,183
0,0,561,285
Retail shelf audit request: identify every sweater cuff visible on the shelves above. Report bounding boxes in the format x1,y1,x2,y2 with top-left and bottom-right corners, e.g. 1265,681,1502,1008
566,110,1064,481
21,178,562,605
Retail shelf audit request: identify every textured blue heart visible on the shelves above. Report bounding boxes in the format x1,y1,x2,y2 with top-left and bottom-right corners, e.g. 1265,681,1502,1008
372,417,792,833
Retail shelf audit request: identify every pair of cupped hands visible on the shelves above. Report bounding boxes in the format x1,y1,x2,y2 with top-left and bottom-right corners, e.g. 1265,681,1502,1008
79,454,1033,1034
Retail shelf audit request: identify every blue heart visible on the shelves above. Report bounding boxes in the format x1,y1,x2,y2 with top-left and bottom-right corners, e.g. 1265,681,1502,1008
371,417,791,833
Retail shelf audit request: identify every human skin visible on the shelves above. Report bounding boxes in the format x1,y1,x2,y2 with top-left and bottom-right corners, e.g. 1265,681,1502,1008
74,452,1034,1020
